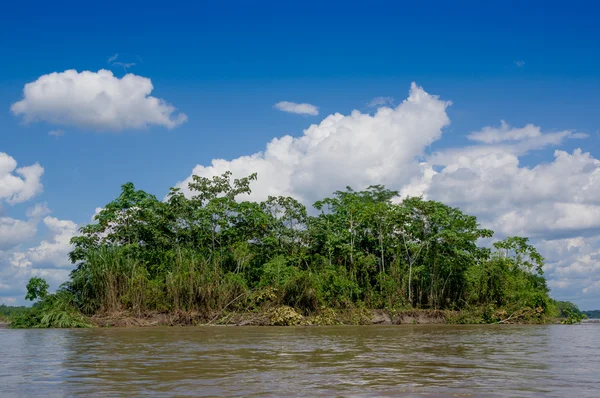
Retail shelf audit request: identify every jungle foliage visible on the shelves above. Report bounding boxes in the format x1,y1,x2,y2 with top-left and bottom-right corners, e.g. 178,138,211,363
13,172,559,327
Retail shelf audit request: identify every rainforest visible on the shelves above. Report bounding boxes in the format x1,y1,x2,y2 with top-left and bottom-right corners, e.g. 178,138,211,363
9,172,568,328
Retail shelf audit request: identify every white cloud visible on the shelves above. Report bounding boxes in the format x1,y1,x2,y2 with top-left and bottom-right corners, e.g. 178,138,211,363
274,101,319,115
367,96,394,108
11,69,187,131
0,215,78,304
0,203,51,253
178,83,450,203
107,53,119,63
0,153,43,205
536,237,600,306
468,120,545,143
0,217,37,251
0,156,46,251
26,202,51,219
48,129,65,137
572,132,590,139
0,152,81,304
410,147,600,239
514,60,525,68
91,207,103,222
13,216,78,269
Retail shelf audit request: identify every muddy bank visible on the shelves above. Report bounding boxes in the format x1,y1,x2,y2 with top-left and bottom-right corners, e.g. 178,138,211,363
91,308,456,328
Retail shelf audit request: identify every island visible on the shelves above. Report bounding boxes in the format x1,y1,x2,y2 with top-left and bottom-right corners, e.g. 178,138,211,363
5,172,588,328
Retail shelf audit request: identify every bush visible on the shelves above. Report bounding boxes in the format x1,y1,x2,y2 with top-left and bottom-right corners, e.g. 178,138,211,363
11,290,92,329
282,271,321,313
259,256,298,289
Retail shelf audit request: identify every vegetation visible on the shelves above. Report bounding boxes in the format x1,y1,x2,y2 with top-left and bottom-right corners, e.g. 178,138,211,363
554,300,586,324
583,310,600,319
10,276,92,328
0,304,29,322
12,172,561,327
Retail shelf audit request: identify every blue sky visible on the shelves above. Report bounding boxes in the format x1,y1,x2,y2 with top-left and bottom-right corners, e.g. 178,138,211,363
1,0,600,308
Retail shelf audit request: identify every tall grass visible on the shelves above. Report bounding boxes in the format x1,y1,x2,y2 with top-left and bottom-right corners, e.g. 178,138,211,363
74,247,249,315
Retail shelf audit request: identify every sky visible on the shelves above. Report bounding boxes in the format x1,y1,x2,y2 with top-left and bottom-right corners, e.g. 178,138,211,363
1,0,600,309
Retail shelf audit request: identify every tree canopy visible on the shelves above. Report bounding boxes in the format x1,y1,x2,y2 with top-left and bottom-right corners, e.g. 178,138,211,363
13,172,559,327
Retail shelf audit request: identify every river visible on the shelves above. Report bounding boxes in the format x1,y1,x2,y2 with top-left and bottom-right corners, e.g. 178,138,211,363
1,323,599,397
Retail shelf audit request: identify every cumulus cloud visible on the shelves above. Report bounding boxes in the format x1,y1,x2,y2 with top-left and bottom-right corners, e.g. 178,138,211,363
11,216,78,269
537,236,600,306
0,152,79,303
0,215,78,303
0,203,52,252
11,69,187,131
274,101,319,115
178,83,450,203
0,217,37,251
0,152,43,205
409,145,600,239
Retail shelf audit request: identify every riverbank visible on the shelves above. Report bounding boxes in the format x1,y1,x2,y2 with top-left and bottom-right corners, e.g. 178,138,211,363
87,306,552,328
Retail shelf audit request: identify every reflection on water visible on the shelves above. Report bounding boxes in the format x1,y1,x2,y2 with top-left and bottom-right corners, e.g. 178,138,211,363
1,324,599,397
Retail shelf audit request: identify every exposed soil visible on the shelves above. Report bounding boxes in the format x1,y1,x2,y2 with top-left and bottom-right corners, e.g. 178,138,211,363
90,308,454,327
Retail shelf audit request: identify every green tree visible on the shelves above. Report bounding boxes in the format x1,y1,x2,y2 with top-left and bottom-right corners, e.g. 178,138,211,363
25,277,49,301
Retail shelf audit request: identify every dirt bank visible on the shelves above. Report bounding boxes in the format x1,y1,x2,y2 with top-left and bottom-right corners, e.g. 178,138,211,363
90,308,456,328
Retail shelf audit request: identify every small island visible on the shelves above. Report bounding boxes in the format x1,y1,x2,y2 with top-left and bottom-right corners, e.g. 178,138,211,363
4,172,589,328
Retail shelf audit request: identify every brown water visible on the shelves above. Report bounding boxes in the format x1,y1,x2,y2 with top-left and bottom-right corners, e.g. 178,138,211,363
1,323,599,397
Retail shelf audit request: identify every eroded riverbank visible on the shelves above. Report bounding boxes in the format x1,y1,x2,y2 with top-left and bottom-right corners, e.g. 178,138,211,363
88,307,551,328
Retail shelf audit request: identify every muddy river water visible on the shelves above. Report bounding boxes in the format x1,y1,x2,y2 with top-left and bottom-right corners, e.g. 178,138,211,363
1,323,599,397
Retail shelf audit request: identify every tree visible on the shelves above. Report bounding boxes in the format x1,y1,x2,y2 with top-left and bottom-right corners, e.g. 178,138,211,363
25,277,49,302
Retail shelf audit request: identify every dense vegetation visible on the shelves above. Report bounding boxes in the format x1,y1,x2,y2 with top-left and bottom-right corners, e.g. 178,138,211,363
8,277,92,328
12,172,563,327
554,300,587,324
0,304,28,322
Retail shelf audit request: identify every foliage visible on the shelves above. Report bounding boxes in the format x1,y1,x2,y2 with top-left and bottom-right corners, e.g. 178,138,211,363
555,300,587,324
17,171,559,326
11,278,92,328
25,277,49,301
0,304,29,321
583,310,600,319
